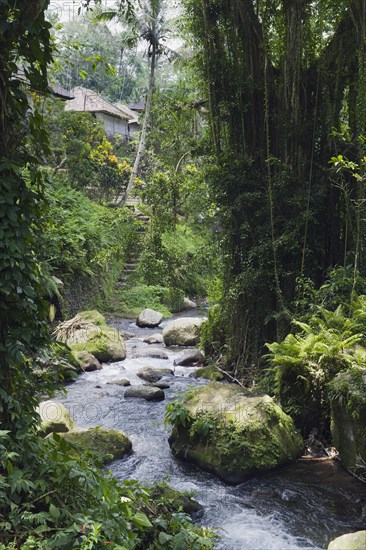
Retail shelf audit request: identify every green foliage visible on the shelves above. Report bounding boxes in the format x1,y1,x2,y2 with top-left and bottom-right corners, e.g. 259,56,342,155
265,296,366,433
41,179,136,276
199,305,227,360
0,0,54,428
37,179,138,313
328,365,366,420
51,12,146,103
138,223,219,299
294,268,366,319
46,107,132,200
115,284,173,317
164,400,193,429
0,431,214,549
181,0,366,373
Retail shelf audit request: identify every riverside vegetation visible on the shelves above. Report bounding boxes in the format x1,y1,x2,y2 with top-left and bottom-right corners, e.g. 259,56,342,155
1,1,366,549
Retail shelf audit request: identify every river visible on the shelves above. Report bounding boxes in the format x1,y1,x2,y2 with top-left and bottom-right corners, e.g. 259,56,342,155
55,314,366,549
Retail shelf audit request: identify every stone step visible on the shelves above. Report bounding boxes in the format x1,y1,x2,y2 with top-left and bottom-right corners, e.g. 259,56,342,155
116,281,127,288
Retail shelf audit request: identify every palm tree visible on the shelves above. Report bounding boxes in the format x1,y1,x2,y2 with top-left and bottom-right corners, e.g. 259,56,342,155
96,0,174,205
120,0,167,205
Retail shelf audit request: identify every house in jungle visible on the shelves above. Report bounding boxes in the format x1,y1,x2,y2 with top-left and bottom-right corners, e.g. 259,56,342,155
65,87,138,142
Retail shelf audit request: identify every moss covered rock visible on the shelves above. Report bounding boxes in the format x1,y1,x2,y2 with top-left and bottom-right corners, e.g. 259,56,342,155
55,310,126,363
163,317,205,347
37,401,75,435
168,382,303,483
72,350,102,372
329,367,366,474
328,531,366,550
59,427,132,463
189,365,224,381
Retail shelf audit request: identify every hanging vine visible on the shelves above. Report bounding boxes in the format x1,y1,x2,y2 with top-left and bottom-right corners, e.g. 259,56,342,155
183,0,366,374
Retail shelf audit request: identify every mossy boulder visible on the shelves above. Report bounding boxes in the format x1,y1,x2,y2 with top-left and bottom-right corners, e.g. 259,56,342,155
59,427,132,463
37,401,75,435
72,350,102,372
189,365,224,381
168,382,303,484
55,310,126,363
329,367,366,473
163,317,205,347
328,531,366,550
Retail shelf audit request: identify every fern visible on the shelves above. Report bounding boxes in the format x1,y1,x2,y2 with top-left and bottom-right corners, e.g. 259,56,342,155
265,296,366,431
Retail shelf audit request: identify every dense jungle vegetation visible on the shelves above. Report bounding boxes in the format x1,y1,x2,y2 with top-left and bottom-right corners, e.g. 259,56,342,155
1,0,366,547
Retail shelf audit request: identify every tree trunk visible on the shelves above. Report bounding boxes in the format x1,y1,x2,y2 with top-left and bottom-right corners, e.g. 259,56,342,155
119,46,156,205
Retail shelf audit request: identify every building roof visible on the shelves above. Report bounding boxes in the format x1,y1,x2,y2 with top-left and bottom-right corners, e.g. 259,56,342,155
16,69,74,100
65,87,129,120
129,100,145,113
115,103,140,124
49,83,74,100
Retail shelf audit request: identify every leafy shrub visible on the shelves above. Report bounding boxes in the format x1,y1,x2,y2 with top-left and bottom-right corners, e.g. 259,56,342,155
200,304,227,360
116,284,173,317
294,267,366,319
265,297,366,434
138,224,219,299
39,179,138,313
164,400,193,428
0,430,215,549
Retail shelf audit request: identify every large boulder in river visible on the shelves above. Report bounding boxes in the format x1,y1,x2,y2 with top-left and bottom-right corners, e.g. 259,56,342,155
144,333,164,345
182,297,197,310
168,382,303,484
174,349,204,366
124,385,165,401
54,310,126,363
163,317,205,347
328,531,366,550
59,427,132,463
37,401,75,435
137,367,173,383
136,308,163,328
329,367,366,473
72,350,102,372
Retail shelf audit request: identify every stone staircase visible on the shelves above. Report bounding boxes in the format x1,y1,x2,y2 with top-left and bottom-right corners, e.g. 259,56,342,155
116,201,150,288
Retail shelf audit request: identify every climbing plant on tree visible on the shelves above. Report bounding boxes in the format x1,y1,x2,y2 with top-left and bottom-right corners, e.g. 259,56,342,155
184,0,366,378
0,0,54,429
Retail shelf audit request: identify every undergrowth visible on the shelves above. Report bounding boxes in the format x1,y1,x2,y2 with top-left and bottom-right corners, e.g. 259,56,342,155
0,429,216,549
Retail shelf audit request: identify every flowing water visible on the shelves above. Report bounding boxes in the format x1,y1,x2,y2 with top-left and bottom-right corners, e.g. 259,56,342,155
55,314,366,550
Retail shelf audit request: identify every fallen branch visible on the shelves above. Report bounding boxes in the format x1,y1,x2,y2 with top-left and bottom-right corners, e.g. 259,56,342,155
212,359,247,389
